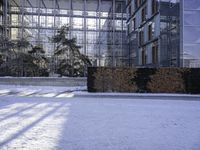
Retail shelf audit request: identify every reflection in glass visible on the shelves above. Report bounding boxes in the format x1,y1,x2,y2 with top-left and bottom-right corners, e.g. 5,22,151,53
183,0,200,67
5,0,126,67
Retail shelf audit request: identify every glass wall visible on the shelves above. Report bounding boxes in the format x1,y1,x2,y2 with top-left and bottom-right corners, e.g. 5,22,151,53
183,0,200,67
4,0,127,67
160,0,180,67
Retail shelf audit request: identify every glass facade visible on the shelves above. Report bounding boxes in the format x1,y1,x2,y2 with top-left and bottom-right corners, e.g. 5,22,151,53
182,0,200,67
127,0,161,67
1,0,200,68
1,0,127,67
127,0,200,68
160,0,180,67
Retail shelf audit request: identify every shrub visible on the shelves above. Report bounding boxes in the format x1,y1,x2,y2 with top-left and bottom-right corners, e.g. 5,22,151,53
93,68,112,92
112,68,137,92
186,69,200,94
88,67,200,94
147,68,185,93
93,68,137,92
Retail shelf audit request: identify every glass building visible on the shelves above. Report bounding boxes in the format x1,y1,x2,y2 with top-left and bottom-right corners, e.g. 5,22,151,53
182,0,200,67
1,0,200,68
127,0,200,68
0,0,128,67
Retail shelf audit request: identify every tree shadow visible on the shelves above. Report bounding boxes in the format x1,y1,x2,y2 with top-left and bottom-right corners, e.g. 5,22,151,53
0,90,73,98
0,103,40,122
0,99,71,149
1,97,136,150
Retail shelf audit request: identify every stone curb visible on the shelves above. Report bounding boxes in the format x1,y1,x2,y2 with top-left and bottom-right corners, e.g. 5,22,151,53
73,93,200,101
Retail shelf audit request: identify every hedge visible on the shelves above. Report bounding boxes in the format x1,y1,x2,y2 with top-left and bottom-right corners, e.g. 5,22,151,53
87,67,200,94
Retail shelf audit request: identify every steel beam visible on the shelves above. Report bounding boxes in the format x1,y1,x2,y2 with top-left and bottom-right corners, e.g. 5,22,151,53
55,0,59,9
26,0,33,8
41,0,46,9
11,0,19,7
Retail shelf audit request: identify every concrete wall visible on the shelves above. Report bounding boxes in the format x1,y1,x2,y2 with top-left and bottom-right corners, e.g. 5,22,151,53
0,77,87,87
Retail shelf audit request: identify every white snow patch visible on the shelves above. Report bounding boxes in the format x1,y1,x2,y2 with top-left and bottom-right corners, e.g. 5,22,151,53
0,85,86,93
0,85,86,98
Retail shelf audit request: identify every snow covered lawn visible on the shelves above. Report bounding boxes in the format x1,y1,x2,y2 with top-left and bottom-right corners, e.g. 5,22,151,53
0,94,200,150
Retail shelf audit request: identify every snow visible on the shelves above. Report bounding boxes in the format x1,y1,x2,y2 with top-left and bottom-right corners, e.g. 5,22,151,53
0,85,87,93
0,85,200,150
1,84,200,100
0,85,86,98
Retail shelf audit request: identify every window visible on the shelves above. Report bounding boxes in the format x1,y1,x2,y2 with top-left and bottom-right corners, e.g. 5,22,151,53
148,22,155,40
139,28,144,45
115,20,122,31
135,0,143,9
152,0,158,15
86,18,96,30
11,15,18,26
129,6,132,16
141,48,147,65
152,41,158,64
135,0,138,9
73,18,83,29
40,16,46,27
11,28,19,40
59,17,69,27
148,24,152,40
132,18,136,31
47,16,54,28
127,23,130,34
141,6,147,23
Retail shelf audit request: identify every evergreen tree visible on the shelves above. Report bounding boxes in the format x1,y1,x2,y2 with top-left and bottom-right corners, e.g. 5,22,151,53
0,36,49,77
28,45,49,76
51,25,91,77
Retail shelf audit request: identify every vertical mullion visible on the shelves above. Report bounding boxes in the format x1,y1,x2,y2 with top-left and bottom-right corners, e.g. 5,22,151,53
98,0,101,66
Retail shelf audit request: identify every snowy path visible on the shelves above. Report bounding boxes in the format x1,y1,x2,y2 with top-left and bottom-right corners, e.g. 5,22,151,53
0,95,200,150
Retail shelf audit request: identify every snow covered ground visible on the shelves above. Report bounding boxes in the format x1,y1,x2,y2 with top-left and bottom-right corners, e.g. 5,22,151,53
0,85,87,93
0,86,200,150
